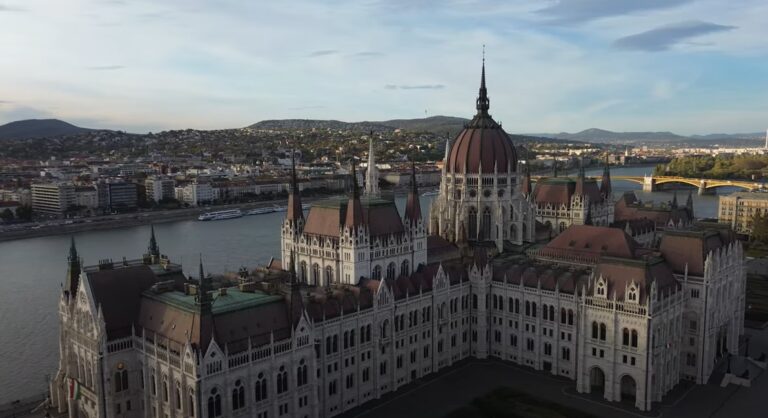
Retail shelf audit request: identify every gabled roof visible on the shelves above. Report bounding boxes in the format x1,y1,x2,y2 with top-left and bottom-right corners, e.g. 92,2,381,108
659,229,732,276
536,225,638,263
595,257,677,303
303,197,405,237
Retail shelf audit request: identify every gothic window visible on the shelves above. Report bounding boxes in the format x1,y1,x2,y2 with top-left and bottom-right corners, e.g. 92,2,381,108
311,263,320,286
510,205,515,220
481,207,491,240
628,285,637,302
468,207,478,240
232,380,245,410
599,323,607,341
510,224,517,241
297,360,308,387
591,322,598,339
381,319,390,339
372,265,382,280
560,308,566,324
549,305,554,321
400,260,410,277
163,376,169,402
387,262,396,280
175,382,181,410
568,309,574,325
207,388,221,418
189,390,196,417
276,366,288,394
325,266,333,285
254,373,267,402
631,330,638,348
622,328,630,346
596,279,606,297
299,261,307,282
114,369,129,392
559,222,567,232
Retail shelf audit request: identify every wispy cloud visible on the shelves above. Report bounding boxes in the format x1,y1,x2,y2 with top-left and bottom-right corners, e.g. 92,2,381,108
538,0,692,24
385,84,445,90
87,65,126,70
308,49,338,57
614,21,736,51
0,4,25,12
351,51,383,57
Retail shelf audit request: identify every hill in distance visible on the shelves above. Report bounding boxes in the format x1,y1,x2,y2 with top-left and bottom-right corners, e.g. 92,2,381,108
249,116,469,135
0,119,93,140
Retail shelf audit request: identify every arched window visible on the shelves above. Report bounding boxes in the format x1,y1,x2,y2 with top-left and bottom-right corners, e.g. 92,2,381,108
254,373,267,402
387,262,396,280
549,305,554,321
532,302,537,318
299,261,307,282
568,309,574,325
325,266,333,285
366,324,372,342
382,319,390,339
401,260,410,277
599,323,607,341
207,388,221,418
114,369,129,392
622,328,630,346
542,303,548,320
276,366,288,394
175,382,182,410
515,299,520,314
591,322,598,339
163,376,169,403
559,222,567,232
525,301,531,316
189,389,196,417
631,330,638,348
481,207,492,240
468,207,478,240
372,265,382,280
150,370,157,396
297,359,308,387
473,294,478,309
628,285,637,302
510,224,517,241
510,205,515,220
232,379,245,410
311,263,320,286
350,329,356,347
560,308,566,324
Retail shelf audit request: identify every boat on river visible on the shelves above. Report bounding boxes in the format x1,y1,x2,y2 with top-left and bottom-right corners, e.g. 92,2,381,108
197,209,243,221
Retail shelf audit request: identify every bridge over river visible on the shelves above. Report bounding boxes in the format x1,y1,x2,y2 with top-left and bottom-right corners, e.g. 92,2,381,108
532,175,766,195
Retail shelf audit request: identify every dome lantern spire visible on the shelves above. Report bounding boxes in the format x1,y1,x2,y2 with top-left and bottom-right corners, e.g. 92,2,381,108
476,45,490,115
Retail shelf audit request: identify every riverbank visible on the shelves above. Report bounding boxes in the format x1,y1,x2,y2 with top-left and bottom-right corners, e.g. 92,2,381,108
0,199,302,243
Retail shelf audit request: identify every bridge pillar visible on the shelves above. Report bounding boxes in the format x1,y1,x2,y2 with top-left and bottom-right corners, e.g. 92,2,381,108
643,176,656,192
698,180,715,195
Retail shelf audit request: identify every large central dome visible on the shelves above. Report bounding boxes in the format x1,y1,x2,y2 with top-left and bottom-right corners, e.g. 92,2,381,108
446,62,518,174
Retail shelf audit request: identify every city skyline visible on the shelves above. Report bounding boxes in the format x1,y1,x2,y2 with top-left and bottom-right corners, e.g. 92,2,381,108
1,0,767,134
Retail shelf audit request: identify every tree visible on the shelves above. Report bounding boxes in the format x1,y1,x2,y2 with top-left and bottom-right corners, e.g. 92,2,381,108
15,205,33,221
0,208,14,222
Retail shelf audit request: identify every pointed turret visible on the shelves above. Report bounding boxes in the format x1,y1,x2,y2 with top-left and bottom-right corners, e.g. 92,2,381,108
476,49,490,115
65,237,81,297
196,255,212,312
288,251,305,326
148,225,160,258
575,161,587,196
686,191,694,217
344,161,365,229
671,190,679,209
600,155,612,199
521,154,532,198
552,159,558,178
286,148,304,224
365,132,379,197
405,162,422,224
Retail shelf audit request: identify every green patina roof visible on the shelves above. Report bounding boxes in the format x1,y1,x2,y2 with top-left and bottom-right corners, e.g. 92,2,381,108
143,287,284,315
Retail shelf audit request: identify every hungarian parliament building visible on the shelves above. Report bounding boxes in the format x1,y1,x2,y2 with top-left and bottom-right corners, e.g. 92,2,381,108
51,64,746,418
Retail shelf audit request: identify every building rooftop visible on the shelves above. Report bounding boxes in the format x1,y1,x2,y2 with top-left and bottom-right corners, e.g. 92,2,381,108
143,287,283,315
721,191,768,200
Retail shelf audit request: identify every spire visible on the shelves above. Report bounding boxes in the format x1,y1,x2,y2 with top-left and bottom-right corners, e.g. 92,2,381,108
600,155,612,199
365,132,380,197
476,46,490,115
405,161,422,223
65,236,81,297
671,190,678,209
345,160,365,228
148,225,160,258
521,161,532,198
553,159,558,178
196,255,212,311
686,191,694,217
575,160,587,197
288,250,305,326
286,147,304,223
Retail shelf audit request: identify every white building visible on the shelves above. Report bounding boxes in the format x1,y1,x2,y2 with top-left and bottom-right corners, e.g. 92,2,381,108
50,63,748,418
145,177,176,203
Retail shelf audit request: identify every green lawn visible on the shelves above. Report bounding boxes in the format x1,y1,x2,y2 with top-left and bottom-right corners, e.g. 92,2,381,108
445,387,595,418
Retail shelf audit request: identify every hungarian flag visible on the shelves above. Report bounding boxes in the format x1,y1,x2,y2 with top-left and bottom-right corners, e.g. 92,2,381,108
68,378,81,401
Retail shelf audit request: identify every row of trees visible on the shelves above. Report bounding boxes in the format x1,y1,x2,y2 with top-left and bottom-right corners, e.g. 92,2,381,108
655,155,768,180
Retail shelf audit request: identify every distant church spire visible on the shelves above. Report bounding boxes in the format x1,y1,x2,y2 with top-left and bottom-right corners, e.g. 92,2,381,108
65,236,81,297
405,161,422,224
476,46,490,115
286,147,304,223
600,155,612,198
148,225,160,258
671,190,679,209
196,255,212,311
365,132,379,197
345,160,364,228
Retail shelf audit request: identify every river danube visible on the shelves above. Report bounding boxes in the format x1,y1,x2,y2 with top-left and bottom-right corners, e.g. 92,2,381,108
0,165,735,404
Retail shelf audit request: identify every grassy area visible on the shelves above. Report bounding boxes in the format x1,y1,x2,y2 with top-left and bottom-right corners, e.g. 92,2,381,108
445,387,595,418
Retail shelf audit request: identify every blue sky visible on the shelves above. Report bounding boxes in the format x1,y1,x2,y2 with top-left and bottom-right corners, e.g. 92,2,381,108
0,0,766,134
